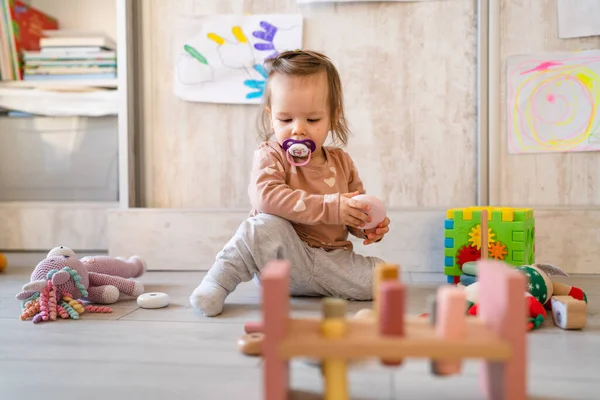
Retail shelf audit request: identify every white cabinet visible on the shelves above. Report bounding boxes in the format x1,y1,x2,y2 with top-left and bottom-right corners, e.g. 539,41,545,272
0,0,135,251
0,116,119,202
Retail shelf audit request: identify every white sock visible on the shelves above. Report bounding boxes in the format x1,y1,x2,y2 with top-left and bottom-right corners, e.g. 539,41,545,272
189,280,228,317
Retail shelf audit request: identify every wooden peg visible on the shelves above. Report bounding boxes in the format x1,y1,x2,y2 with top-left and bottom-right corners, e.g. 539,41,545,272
378,281,405,366
373,263,400,319
320,298,349,400
431,285,467,376
480,209,488,260
477,259,527,400
261,260,292,400
244,320,263,334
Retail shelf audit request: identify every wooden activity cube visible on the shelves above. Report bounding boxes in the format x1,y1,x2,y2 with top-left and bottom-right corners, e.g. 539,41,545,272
256,259,528,400
444,206,535,284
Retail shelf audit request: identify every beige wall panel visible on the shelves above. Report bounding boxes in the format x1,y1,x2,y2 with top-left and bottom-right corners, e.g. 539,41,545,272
496,0,600,206
139,0,478,208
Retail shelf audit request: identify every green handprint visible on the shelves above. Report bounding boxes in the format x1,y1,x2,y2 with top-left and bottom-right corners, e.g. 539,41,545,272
176,44,214,86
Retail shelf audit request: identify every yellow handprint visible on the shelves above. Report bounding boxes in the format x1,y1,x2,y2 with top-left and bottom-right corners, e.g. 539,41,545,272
207,26,255,71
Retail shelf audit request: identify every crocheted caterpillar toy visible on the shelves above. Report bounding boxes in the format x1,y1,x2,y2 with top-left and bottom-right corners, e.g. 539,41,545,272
16,246,146,323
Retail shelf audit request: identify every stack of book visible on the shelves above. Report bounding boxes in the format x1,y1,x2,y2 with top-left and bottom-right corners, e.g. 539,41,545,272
22,30,117,82
0,0,59,81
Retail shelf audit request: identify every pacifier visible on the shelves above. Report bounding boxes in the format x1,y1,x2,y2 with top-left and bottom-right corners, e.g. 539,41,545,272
282,138,316,167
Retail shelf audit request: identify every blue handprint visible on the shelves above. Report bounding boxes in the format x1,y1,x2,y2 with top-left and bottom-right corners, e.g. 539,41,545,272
243,64,268,100
252,21,279,59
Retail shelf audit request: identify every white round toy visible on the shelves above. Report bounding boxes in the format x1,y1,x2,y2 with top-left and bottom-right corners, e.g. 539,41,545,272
47,246,76,258
352,194,387,230
137,292,170,309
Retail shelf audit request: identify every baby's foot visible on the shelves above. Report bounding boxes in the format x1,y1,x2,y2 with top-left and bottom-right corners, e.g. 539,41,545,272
190,280,228,317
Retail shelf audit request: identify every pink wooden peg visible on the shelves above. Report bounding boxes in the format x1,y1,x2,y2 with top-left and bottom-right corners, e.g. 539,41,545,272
378,281,405,366
262,259,292,400
244,320,263,334
477,259,527,400
431,285,467,376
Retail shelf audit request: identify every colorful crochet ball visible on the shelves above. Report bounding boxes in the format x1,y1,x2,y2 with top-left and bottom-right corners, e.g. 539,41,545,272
0,253,7,272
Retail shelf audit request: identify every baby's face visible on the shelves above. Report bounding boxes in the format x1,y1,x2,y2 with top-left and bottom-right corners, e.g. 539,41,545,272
267,71,331,155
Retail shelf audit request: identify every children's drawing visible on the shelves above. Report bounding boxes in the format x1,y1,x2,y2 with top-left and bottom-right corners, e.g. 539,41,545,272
244,64,268,100
506,50,600,154
173,14,303,104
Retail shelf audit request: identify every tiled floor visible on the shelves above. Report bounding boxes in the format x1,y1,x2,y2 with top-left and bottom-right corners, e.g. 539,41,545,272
1,256,599,400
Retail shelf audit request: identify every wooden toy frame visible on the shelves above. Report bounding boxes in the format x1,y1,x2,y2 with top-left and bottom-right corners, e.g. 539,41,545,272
247,255,528,400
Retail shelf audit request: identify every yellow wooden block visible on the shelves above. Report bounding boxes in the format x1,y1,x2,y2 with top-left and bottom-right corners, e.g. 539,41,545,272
321,298,349,400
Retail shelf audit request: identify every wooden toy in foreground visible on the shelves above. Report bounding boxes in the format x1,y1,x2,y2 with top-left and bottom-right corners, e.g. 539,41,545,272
248,257,528,400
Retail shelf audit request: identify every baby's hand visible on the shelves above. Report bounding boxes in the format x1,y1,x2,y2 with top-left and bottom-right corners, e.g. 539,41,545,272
339,191,371,229
363,217,390,245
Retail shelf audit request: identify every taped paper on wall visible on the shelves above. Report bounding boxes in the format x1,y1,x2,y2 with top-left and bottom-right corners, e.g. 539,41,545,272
173,14,303,104
557,0,600,39
506,49,600,154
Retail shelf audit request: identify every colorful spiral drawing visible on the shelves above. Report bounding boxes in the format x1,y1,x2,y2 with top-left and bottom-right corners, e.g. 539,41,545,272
506,51,600,154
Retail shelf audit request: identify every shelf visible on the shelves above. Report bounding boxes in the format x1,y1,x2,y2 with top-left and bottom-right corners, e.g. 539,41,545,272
0,0,133,251
0,86,118,116
0,79,118,90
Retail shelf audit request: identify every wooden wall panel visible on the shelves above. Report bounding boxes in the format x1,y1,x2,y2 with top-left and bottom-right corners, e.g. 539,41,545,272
138,0,478,208
496,0,600,206
108,207,600,275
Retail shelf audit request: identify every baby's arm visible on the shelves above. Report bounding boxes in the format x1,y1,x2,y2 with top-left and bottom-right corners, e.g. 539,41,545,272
249,144,340,225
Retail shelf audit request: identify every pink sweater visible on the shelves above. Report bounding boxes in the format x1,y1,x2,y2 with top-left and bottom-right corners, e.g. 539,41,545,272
248,141,368,251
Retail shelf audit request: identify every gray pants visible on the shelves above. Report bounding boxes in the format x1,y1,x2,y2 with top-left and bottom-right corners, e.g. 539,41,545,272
203,213,385,300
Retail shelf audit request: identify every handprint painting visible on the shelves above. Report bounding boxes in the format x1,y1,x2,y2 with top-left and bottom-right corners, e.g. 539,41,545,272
174,14,303,104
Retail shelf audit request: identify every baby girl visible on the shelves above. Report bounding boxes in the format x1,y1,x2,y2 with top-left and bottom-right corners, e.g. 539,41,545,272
190,49,390,316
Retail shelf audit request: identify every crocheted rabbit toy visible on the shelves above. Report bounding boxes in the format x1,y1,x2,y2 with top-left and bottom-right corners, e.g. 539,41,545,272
16,246,146,305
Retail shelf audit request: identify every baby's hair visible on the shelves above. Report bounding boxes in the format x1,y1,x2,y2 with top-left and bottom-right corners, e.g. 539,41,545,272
257,49,351,146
